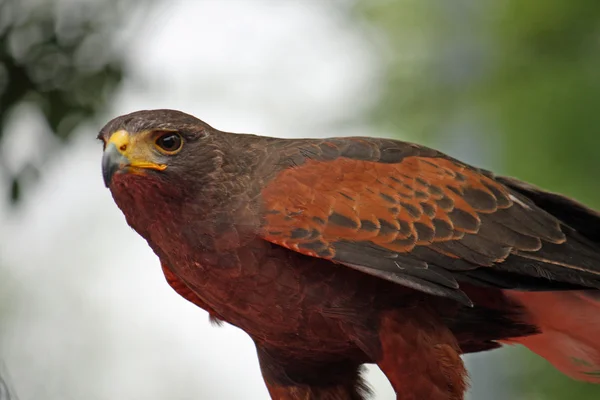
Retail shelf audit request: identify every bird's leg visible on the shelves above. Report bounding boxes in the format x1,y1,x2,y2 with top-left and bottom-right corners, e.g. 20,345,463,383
376,309,468,400
255,346,370,400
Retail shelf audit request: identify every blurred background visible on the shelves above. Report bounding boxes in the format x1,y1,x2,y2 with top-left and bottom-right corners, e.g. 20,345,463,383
0,0,599,398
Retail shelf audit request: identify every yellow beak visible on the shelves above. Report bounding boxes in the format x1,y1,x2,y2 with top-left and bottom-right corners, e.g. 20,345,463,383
101,130,166,186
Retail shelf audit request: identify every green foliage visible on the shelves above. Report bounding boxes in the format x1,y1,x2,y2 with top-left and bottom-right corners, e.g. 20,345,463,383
0,0,135,203
355,0,600,398
516,351,599,399
356,0,488,137
482,1,600,208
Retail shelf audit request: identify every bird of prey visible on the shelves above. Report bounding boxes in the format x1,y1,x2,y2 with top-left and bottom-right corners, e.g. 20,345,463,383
99,109,600,400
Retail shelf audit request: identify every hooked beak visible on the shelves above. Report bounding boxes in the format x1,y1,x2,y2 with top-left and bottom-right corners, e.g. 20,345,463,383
102,143,128,187
101,130,167,187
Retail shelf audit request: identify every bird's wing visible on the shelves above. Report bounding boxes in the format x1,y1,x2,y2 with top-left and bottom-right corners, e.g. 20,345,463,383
258,138,600,305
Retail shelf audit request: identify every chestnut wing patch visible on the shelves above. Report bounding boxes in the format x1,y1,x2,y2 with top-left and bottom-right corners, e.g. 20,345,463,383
260,152,600,305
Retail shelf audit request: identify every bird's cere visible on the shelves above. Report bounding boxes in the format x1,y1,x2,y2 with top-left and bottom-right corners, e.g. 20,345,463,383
108,129,131,152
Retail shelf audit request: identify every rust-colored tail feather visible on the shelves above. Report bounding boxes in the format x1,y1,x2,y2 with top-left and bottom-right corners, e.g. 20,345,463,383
502,290,600,383
496,176,600,382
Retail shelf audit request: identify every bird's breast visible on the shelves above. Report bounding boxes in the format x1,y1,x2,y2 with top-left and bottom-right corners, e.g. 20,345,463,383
156,237,376,353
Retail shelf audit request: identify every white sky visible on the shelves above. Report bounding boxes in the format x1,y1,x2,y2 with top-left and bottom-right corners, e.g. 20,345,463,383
0,1,516,399
0,1,395,399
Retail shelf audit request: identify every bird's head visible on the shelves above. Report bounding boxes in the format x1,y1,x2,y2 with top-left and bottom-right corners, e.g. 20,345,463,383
99,109,267,251
98,109,224,191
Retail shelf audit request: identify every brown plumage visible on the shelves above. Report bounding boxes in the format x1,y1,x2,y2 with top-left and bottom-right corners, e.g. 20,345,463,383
99,109,600,399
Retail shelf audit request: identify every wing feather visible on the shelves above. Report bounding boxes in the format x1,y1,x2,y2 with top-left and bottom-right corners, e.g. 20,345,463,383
259,139,600,304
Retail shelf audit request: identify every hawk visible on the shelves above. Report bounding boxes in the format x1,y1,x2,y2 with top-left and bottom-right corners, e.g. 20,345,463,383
99,109,600,400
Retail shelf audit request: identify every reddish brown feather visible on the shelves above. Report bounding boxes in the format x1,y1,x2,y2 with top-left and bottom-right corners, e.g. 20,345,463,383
377,310,467,400
161,263,224,323
261,156,512,259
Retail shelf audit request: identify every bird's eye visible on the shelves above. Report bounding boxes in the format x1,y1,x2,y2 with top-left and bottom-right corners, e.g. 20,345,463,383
155,132,183,154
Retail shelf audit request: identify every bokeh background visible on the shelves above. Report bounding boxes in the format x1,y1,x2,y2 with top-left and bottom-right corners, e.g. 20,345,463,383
1,0,599,399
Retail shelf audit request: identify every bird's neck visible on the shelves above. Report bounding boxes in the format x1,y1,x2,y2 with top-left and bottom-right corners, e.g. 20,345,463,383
110,165,262,259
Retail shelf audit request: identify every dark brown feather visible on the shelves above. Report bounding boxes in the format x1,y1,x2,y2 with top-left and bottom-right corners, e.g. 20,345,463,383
259,139,600,304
